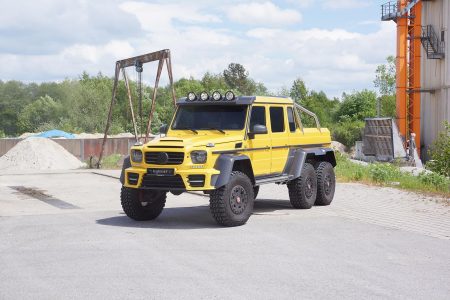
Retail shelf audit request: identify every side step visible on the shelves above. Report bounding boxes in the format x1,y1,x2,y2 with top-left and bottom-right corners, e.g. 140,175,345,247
255,174,292,186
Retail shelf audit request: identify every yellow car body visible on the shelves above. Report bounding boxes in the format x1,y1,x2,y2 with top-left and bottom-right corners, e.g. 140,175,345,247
122,96,333,192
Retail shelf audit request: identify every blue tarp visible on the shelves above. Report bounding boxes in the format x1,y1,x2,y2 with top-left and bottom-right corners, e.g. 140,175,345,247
35,130,75,139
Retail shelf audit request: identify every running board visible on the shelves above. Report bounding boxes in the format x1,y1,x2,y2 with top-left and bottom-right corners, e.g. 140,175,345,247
255,174,292,186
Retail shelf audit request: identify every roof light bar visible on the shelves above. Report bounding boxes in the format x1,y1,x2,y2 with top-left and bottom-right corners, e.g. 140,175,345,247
225,91,235,101
200,91,209,101
212,91,222,101
187,92,197,101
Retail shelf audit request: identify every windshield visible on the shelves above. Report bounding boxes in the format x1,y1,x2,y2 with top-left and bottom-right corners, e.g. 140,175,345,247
172,105,248,131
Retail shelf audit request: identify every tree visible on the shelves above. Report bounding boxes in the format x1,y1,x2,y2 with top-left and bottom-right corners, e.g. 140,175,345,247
374,56,396,117
334,90,377,122
223,63,256,95
18,95,63,132
427,121,450,177
290,78,308,104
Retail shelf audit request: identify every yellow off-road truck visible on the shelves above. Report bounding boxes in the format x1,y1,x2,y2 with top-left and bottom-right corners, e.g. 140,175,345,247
120,91,336,226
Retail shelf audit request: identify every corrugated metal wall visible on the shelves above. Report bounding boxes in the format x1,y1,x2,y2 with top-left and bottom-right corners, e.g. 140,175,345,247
421,0,450,158
0,138,137,161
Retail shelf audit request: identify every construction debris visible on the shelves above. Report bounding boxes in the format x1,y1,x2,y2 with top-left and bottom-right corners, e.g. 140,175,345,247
0,137,85,171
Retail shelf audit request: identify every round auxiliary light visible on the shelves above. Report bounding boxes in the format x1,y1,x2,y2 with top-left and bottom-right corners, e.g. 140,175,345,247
212,91,222,101
187,92,197,101
225,91,235,101
200,91,209,101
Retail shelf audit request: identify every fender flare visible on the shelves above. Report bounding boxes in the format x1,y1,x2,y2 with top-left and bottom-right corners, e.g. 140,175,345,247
119,156,131,185
285,148,336,179
211,154,251,188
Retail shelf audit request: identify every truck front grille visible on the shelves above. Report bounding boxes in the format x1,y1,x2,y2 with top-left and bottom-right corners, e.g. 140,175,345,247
141,174,186,190
188,175,205,187
144,152,184,165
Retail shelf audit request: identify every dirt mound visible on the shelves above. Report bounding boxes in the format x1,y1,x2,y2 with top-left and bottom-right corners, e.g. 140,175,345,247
0,137,85,171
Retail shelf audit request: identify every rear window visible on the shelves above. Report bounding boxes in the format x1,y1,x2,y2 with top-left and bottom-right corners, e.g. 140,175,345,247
270,107,285,133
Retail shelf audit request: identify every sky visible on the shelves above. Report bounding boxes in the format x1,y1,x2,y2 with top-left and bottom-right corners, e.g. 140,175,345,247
0,0,396,98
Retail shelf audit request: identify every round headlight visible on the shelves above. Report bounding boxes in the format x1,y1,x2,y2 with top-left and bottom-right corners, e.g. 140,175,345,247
225,91,235,101
200,91,209,101
190,150,207,164
131,149,143,162
187,92,197,101
212,91,222,101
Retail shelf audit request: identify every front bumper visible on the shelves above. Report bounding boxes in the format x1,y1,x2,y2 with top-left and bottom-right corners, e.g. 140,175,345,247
123,167,220,191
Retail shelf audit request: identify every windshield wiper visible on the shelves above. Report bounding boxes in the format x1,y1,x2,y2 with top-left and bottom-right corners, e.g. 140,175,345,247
175,127,198,134
199,127,226,134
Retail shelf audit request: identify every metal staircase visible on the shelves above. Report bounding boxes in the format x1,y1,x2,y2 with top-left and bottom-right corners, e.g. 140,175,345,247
421,25,445,59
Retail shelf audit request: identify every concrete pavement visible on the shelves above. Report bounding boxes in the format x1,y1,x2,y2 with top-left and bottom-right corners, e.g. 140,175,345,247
0,171,449,299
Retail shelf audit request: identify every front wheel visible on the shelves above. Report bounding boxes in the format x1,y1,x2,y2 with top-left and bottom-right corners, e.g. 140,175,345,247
209,171,254,227
121,187,166,221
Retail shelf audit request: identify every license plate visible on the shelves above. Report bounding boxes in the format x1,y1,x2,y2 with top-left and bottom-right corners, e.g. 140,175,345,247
147,168,174,176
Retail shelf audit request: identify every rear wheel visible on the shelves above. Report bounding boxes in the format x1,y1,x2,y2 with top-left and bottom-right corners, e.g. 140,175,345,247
210,171,254,227
253,186,260,199
287,163,317,209
315,162,335,206
121,187,166,221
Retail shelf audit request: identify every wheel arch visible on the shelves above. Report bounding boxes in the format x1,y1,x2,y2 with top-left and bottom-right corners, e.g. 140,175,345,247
119,155,131,185
212,154,254,188
285,148,336,179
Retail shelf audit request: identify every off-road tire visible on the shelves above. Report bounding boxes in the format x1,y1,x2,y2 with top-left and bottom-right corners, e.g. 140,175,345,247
253,186,260,199
315,162,335,206
209,171,254,227
287,163,317,209
121,187,166,221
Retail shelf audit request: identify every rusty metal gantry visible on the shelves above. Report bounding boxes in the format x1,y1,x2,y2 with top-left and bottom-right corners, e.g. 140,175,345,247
96,49,177,168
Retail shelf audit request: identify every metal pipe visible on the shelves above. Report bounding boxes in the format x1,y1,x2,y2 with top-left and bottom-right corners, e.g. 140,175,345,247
294,103,321,131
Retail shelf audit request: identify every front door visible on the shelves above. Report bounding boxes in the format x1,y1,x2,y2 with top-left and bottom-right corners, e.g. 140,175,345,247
246,105,271,175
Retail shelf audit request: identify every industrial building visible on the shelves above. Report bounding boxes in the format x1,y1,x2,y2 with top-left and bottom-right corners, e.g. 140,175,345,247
382,0,449,159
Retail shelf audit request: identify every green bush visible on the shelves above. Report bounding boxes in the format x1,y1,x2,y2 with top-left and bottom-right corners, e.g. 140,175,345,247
418,172,449,191
427,122,450,177
332,119,365,148
368,163,401,183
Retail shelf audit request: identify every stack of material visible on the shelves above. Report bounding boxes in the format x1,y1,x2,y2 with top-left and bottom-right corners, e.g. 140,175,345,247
0,137,85,171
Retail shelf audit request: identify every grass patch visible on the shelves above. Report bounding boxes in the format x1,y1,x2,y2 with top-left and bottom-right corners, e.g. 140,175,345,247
85,154,123,169
335,153,450,196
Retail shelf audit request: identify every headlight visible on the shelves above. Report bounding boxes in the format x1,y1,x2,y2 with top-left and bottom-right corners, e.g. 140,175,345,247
225,90,235,101
212,91,222,101
191,150,207,164
131,149,143,162
200,91,209,101
187,92,197,101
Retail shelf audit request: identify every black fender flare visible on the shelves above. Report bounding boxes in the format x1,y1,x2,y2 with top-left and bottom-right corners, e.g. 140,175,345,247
285,148,336,179
211,154,252,188
119,156,131,185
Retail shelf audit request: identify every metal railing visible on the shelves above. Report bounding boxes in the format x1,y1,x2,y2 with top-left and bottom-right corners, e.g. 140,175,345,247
294,103,321,132
421,25,445,59
381,1,398,21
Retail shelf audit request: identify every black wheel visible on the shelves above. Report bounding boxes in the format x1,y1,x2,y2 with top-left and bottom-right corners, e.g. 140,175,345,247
287,163,317,209
209,171,254,227
253,186,260,199
315,162,336,206
121,187,166,221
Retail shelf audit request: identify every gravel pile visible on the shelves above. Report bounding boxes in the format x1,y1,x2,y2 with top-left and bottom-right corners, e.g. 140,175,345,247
0,137,85,171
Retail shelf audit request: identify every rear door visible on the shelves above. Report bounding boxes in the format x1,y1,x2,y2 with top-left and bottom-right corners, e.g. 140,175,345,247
269,106,289,174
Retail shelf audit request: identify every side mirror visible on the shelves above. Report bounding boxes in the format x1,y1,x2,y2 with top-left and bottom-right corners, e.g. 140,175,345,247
249,124,267,139
159,124,168,135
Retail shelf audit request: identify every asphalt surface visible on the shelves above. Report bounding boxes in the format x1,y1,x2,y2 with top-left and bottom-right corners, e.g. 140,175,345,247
0,170,449,299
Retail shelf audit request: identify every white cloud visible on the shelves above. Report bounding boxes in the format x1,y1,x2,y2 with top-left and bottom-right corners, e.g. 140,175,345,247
322,0,369,9
0,0,396,98
226,2,302,26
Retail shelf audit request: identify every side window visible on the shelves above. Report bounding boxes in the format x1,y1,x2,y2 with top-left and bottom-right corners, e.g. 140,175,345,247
287,107,296,132
250,106,266,130
270,107,285,133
